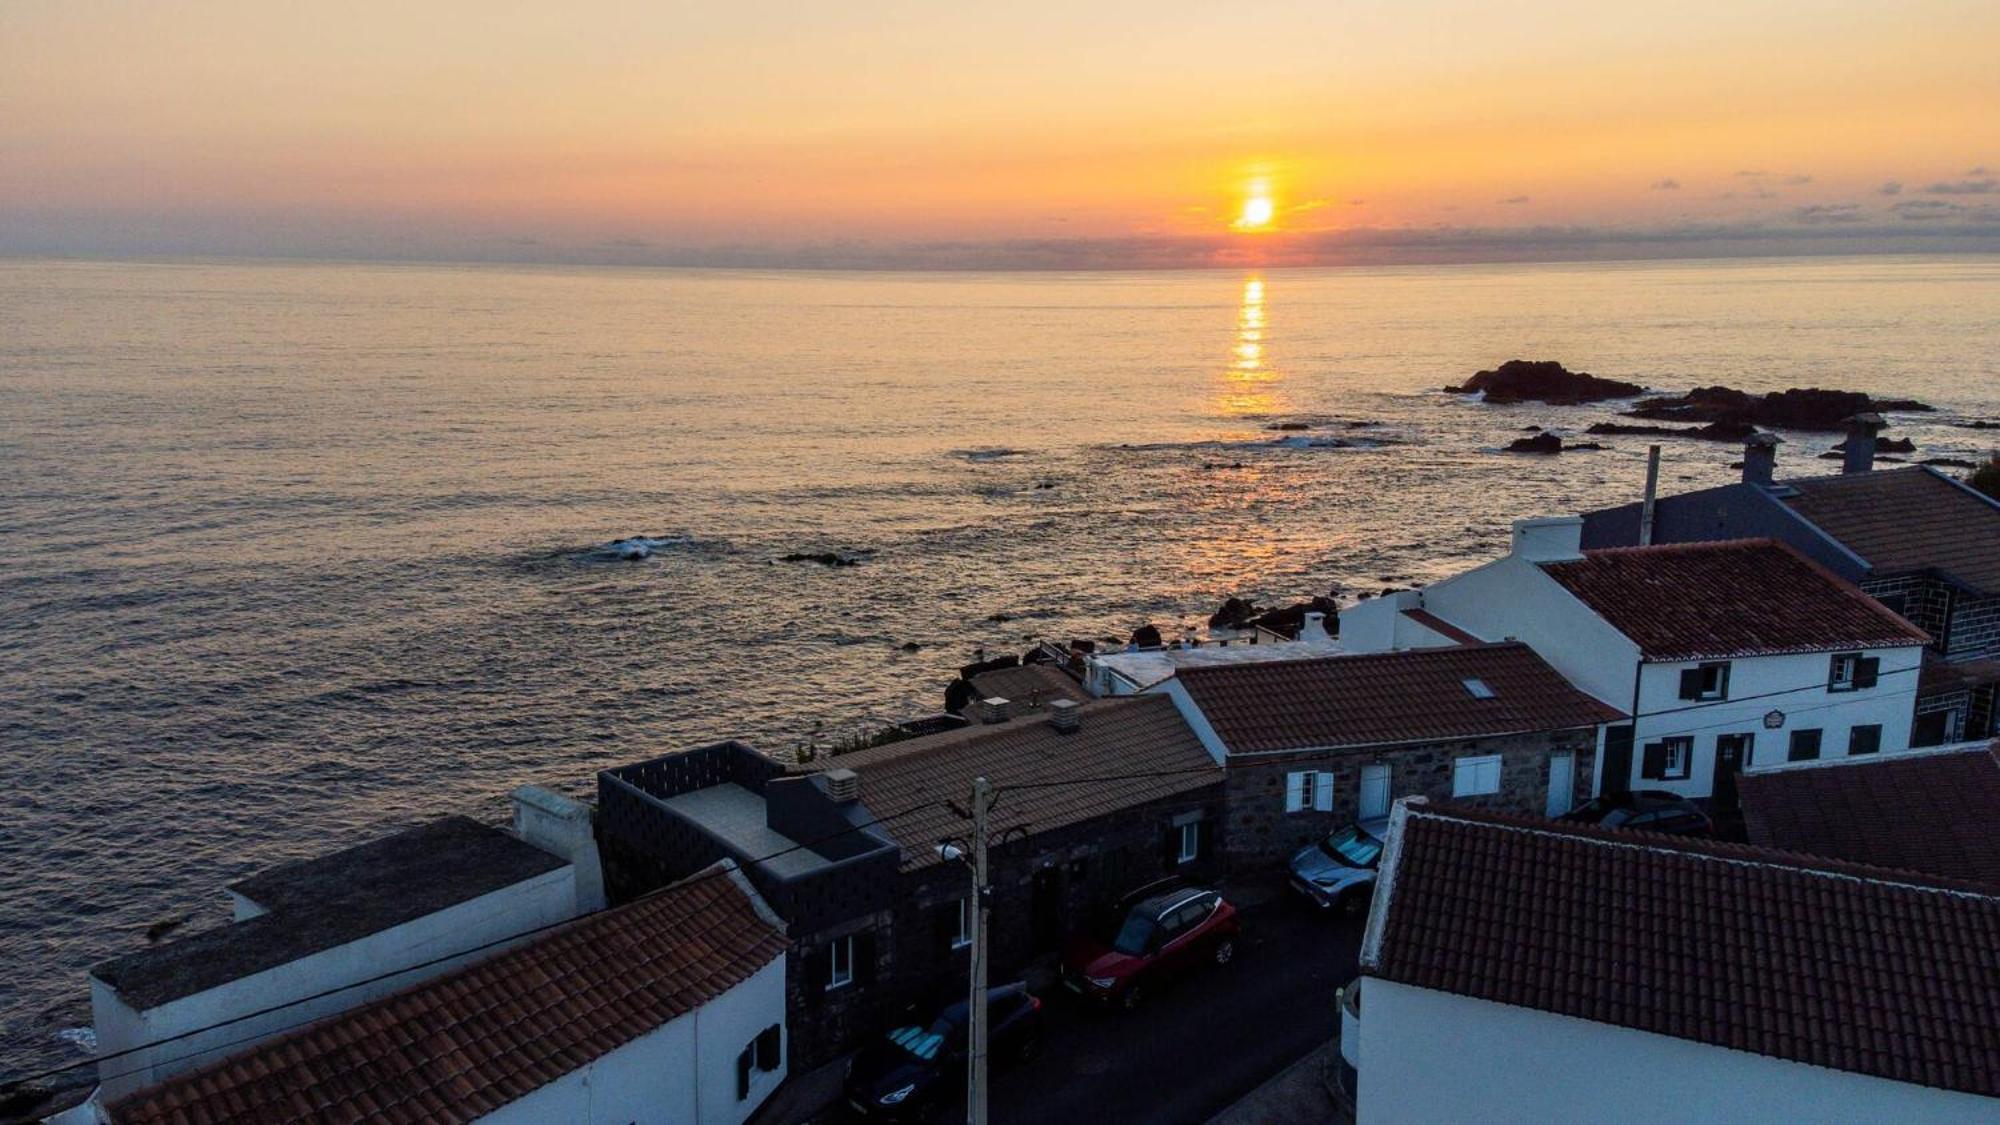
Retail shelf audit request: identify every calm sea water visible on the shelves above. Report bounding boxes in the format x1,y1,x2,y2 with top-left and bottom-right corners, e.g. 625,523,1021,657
3,254,1997,1078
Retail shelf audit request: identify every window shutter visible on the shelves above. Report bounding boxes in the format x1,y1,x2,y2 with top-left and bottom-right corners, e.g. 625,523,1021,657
756,1024,782,1070
855,931,878,986
805,944,829,999
1640,741,1667,780
1678,668,1703,700
1314,771,1335,812
1285,772,1306,812
1194,819,1209,860
1855,656,1880,689
737,1046,753,1099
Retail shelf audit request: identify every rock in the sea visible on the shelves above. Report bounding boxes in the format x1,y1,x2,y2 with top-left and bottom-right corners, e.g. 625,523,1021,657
1265,421,1313,431
1956,420,1999,430
1624,386,1933,431
1586,420,1756,442
779,550,865,567
1130,624,1164,648
1248,596,1342,639
1208,596,1264,630
1505,432,1565,454
1923,457,1978,469
1444,359,1644,405
1832,435,1917,453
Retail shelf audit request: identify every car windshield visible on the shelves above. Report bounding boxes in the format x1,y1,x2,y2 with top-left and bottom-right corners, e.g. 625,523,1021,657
884,1017,955,1063
1102,910,1157,955
1318,826,1382,868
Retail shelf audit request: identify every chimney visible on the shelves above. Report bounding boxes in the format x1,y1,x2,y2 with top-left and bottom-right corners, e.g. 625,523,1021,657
1742,432,1780,486
1299,611,1332,643
511,785,607,913
1047,698,1081,733
822,767,860,804
1509,516,1584,563
1842,413,1884,475
979,696,1010,724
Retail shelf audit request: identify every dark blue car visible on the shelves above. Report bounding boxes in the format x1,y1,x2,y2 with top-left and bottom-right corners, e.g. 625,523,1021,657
844,983,1045,1120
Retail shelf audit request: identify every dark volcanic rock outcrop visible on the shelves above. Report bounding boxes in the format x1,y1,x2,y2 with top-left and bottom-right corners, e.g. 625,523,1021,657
1208,597,1264,630
1832,436,1917,453
1624,386,1932,431
1505,432,1604,454
1586,420,1757,442
1444,360,1644,404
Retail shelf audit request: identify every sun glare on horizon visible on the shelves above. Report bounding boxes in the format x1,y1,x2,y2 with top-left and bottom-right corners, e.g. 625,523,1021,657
1232,181,1276,232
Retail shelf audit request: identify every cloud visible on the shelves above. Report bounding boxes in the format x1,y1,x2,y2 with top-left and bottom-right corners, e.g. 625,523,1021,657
1793,203,1863,224
1650,178,1680,190
1887,199,2000,221
1734,170,1765,178
1878,181,1903,196
1497,195,1530,205
1346,199,1366,206
1781,174,1814,186
1971,166,1990,175
1925,178,1998,195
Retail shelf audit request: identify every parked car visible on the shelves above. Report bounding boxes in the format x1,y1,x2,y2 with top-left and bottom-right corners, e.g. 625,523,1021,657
1061,885,1239,1010
1559,789,1714,836
844,983,1044,1121
1288,819,1388,915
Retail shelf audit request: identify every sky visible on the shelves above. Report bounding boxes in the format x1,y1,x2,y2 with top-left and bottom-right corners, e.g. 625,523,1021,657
3,0,1998,268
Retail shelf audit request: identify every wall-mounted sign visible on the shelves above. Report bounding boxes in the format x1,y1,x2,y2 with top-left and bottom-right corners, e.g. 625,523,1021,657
1763,709,1786,730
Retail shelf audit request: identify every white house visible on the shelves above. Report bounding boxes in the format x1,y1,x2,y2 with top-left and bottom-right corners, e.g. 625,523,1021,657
76,790,605,1107
1082,614,1343,696
1340,518,1928,799
1348,798,2000,1125
99,860,789,1125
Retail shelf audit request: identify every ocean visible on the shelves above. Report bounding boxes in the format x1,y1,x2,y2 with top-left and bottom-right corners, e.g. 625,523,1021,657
3,254,1997,1079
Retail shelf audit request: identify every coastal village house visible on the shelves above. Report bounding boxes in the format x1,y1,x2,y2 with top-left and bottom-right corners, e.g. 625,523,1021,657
595,694,1225,1067
1582,430,2000,745
72,791,604,1110
92,863,788,1125
1347,799,2000,1124
1341,519,1929,803
1152,643,1619,869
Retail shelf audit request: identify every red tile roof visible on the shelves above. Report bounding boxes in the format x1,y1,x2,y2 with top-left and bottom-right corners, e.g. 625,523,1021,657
962,663,1093,719
110,865,787,1125
1365,801,2000,1098
1738,746,2000,887
1783,466,2000,595
806,694,1220,871
1540,539,1928,660
1172,642,1621,755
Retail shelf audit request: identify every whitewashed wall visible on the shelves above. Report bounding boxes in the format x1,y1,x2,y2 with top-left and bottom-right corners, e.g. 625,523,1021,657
1356,978,1996,1125
481,955,787,1125
94,865,579,1100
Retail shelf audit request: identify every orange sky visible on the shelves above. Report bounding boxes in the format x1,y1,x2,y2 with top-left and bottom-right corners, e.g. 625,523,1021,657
3,1,1997,266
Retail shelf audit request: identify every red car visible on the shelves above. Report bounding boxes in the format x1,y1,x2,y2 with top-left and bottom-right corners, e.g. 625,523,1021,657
1061,885,1240,1010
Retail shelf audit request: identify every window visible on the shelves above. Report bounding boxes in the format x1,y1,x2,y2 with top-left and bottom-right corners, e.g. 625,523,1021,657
1788,728,1823,762
736,1024,782,1099
1452,754,1502,797
951,898,972,949
1828,652,1880,692
1678,662,1731,701
1285,771,1334,813
1642,736,1693,781
1848,724,1882,756
1462,678,1496,700
1176,821,1200,864
828,934,855,990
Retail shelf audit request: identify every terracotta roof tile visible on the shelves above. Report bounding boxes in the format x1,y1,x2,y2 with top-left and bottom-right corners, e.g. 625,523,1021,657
1367,802,2000,1097
808,695,1220,871
1782,467,2000,595
1540,539,1927,660
109,867,786,1125
1738,746,2000,887
1173,643,1621,755
961,664,1092,719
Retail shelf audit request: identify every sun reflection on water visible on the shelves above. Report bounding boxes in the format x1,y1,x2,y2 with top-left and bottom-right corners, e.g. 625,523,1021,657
1217,275,1283,417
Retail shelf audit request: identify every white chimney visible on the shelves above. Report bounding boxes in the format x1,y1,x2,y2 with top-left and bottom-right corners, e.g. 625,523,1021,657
823,768,860,804
1047,698,1081,733
1299,611,1332,643
979,696,1011,724
511,786,606,913
1509,516,1585,563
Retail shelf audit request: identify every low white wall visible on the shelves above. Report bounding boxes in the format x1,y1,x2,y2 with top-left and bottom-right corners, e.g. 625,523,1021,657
480,955,787,1125
96,866,579,1100
1357,978,1995,1125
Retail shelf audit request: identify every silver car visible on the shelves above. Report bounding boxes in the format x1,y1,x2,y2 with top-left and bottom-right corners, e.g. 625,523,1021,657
1287,819,1388,916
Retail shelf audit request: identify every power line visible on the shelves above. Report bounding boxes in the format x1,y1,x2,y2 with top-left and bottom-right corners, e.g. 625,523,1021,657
1,798,940,1095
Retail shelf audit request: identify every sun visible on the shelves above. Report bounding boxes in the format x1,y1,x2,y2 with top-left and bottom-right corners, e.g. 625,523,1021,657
1232,183,1276,232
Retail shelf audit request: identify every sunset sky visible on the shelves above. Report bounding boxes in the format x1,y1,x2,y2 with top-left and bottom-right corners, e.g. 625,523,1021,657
4,0,1998,268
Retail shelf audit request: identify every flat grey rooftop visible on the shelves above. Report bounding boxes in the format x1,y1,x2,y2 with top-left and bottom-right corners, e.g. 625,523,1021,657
93,815,568,1011
661,783,832,879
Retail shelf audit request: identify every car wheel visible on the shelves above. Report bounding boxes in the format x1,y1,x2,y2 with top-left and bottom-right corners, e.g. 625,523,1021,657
1212,937,1236,965
1014,1030,1045,1064
1120,983,1146,1012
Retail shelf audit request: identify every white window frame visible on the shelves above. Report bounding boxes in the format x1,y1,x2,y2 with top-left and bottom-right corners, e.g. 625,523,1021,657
1177,821,1200,864
951,898,972,949
1452,754,1503,797
1286,771,1311,813
1828,652,1861,692
828,934,855,990
1661,736,1692,781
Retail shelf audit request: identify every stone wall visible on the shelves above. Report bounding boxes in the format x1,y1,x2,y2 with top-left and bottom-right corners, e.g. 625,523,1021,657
1221,729,1599,868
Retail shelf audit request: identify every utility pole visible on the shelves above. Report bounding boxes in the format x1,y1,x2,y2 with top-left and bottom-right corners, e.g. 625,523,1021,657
966,775,993,1125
